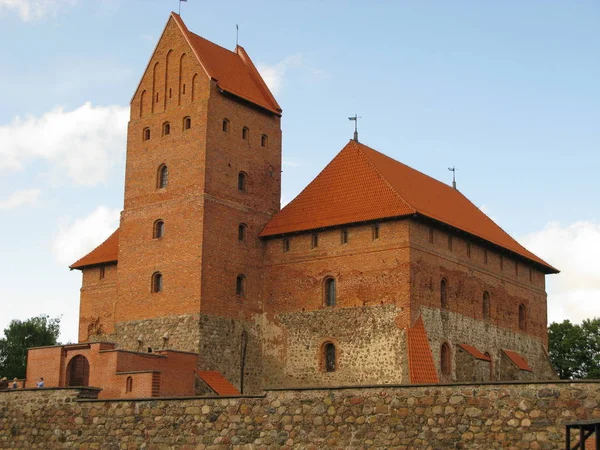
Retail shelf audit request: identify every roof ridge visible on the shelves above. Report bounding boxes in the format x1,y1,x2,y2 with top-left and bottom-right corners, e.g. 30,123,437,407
235,45,282,113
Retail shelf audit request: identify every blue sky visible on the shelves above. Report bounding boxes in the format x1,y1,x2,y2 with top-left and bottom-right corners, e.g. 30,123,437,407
0,0,598,342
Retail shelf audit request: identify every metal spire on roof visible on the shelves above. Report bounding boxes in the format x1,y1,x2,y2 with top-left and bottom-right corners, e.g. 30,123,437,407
236,24,239,48
448,166,458,190
348,114,361,142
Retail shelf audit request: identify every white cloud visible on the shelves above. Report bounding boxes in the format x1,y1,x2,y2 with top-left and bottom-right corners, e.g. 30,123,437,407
520,221,600,324
257,53,327,95
0,188,41,209
283,157,304,168
0,102,128,186
52,206,120,266
0,0,76,21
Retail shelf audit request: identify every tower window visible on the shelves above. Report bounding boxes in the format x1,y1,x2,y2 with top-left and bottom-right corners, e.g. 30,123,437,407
157,165,168,189
440,278,448,310
151,272,163,293
242,127,249,140
183,84,186,94
238,223,247,242
155,92,159,102
518,304,526,331
448,236,453,251
324,277,336,307
237,172,247,192
483,291,490,321
441,342,451,375
372,225,379,240
428,228,434,244
236,275,245,296
162,122,170,136
261,134,268,147
222,119,230,132
153,220,164,239
143,128,150,141
126,376,133,393
99,266,105,280
283,238,290,252
324,343,336,372
183,116,191,130
466,242,471,258
341,229,348,244
311,233,318,249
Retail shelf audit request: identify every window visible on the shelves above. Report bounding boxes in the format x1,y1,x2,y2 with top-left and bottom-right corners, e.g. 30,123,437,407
372,225,379,240
428,228,434,244
242,127,249,140
143,128,151,141
261,134,268,147
126,376,133,393
324,277,336,307
311,233,318,249
466,242,471,258
183,116,191,130
484,249,488,264
341,229,348,244
158,165,168,189
238,172,247,192
238,223,247,242
222,119,229,132
483,291,490,321
448,236,453,251
183,83,186,94
518,304,526,331
283,238,290,252
99,266,105,280
324,343,336,372
155,92,159,102
152,272,162,293
169,88,172,98
162,122,170,136
440,279,448,310
236,275,245,296
441,342,451,375
153,220,164,239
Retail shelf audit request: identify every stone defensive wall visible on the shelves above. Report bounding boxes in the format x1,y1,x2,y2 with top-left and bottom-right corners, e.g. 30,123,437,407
1,381,599,449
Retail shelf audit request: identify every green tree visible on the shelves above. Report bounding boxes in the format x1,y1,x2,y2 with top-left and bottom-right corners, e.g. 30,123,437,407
548,318,600,379
0,315,61,379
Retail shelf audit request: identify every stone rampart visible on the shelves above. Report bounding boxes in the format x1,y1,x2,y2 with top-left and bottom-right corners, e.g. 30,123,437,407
1,381,599,449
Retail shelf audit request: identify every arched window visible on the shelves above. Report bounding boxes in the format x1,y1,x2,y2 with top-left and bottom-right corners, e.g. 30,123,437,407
143,127,151,141
66,355,90,387
519,304,526,331
324,277,336,307
238,172,247,192
242,127,249,140
440,279,448,310
222,119,229,132
183,116,191,130
152,272,162,293
238,223,247,242
483,291,490,320
324,343,336,372
126,376,133,393
153,220,164,239
158,165,168,188
236,275,245,296
261,134,268,147
441,342,451,375
162,122,170,136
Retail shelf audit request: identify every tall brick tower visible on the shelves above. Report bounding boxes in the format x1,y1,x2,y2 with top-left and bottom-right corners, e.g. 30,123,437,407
71,13,281,394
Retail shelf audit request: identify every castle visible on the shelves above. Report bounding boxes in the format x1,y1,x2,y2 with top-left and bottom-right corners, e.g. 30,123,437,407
26,13,557,398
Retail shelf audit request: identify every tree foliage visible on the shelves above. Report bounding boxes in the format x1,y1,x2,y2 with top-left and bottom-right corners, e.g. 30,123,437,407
0,315,61,379
548,318,600,379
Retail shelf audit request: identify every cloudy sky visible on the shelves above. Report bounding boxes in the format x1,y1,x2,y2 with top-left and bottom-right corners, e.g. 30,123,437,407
0,0,598,342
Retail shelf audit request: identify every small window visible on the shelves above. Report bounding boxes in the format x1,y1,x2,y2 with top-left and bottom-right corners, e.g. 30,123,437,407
162,122,170,136
126,376,133,393
242,127,249,140
261,134,268,147
169,88,172,98
483,291,490,321
466,242,471,258
222,119,230,132
238,223,247,242
158,165,168,189
99,266,105,280
448,236,453,251
236,274,245,296
182,84,186,94
440,279,448,310
324,343,336,372
155,92,159,102
484,249,488,264
341,229,348,244
153,220,164,239
428,228,434,244
372,225,379,240
238,172,247,192
441,343,451,375
311,233,318,249
283,238,290,253
143,128,151,141
324,277,336,307
518,304,526,331
152,272,162,293
183,116,191,130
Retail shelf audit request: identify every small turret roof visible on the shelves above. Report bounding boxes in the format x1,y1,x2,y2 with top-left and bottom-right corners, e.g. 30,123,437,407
70,229,119,270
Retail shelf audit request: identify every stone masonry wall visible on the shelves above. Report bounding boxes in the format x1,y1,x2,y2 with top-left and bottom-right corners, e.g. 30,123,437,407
2,381,600,448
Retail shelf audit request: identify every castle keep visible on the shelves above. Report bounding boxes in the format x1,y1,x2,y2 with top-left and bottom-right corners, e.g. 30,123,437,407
26,13,557,398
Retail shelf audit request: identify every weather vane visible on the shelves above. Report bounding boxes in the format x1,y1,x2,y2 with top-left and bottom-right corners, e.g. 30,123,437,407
348,114,361,142
448,166,458,190
178,0,187,16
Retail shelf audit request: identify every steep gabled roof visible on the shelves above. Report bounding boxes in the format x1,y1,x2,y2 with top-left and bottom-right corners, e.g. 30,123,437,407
260,140,557,274
195,370,241,396
502,349,533,372
458,344,492,362
170,13,281,115
407,316,439,384
70,229,119,270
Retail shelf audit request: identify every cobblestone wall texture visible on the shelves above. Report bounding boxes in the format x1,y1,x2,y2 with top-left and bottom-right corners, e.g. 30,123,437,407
1,381,599,449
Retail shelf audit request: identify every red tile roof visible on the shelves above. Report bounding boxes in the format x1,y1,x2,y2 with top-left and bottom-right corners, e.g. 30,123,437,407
458,344,492,362
502,349,533,372
70,229,119,270
407,317,439,384
195,370,241,396
171,13,281,115
260,140,557,274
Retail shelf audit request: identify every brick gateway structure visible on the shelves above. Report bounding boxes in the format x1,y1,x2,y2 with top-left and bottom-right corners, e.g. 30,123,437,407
26,13,557,397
